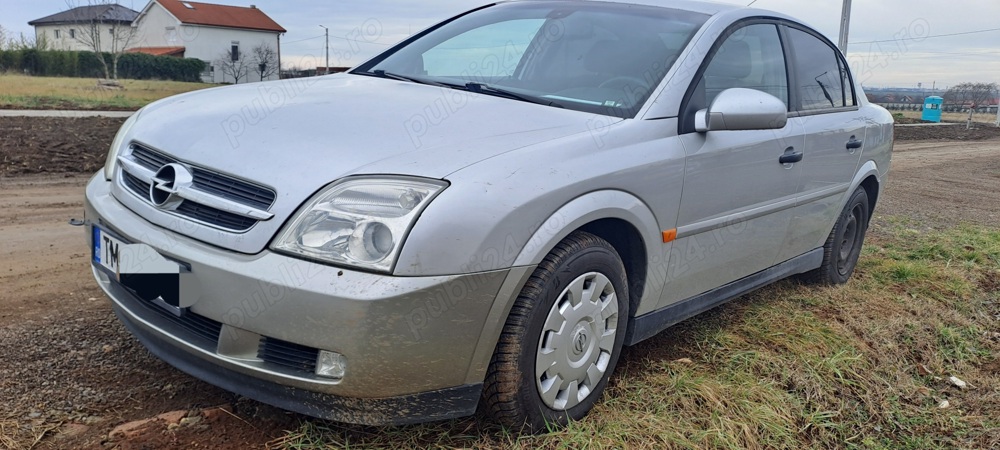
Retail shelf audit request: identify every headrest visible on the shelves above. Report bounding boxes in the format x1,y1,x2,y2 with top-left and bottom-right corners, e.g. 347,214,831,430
705,39,752,79
584,39,667,76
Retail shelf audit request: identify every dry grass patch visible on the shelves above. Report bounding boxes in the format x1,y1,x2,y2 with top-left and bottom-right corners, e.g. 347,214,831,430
898,110,999,124
270,218,999,450
0,74,215,110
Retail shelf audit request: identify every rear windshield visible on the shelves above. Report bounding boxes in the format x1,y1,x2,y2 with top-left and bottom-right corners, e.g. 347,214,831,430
354,2,709,118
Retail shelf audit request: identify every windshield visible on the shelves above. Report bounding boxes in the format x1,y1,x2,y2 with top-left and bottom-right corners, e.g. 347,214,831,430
353,2,709,118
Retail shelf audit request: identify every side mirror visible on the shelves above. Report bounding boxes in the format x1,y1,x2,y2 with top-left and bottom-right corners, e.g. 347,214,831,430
695,88,788,132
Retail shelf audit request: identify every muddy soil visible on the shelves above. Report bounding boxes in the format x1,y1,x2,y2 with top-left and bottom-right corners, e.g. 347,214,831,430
0,117,125,177
0,115,997,448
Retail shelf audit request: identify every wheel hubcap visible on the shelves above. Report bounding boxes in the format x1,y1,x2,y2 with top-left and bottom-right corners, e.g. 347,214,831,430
536,272,618,411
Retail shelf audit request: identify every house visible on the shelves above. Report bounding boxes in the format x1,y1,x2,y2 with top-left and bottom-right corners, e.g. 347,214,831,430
28,4,140,53
131,0,286,83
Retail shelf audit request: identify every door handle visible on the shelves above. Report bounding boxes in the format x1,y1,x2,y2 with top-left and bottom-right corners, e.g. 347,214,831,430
779,148,803,164
846,136,863,150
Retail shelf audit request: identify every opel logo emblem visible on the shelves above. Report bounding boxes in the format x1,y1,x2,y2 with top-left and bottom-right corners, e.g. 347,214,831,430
573,331,588,355
150,163,193,211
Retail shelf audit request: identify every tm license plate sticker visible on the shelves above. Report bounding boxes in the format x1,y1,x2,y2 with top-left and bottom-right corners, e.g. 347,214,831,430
93,226,128,277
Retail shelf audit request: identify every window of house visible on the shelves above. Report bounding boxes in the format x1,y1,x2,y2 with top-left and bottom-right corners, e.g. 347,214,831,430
231,41,240,62
54,29,61,39
69,29,76,39
201,60,214,79
109,28,115,36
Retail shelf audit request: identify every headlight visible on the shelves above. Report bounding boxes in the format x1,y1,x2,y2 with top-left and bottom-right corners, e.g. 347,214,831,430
104,110,142,180
272,177,448,273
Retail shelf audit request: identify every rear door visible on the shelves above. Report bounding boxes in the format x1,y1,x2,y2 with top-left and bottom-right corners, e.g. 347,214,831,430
661,22,805,308
776,26,867,262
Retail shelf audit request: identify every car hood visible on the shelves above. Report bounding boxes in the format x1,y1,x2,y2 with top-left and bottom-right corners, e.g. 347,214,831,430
133,74,608,187
121,74,616,253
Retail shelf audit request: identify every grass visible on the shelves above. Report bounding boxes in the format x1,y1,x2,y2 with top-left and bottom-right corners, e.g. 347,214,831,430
899,110,998,125
269,218,1000,449
0,74,216,110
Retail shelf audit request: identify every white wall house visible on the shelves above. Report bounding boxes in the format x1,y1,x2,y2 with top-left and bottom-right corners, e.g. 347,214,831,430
131,0,286,83
29,4,140,53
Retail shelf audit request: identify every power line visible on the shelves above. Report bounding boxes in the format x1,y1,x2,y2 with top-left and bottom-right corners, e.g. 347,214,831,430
849,27,1000,45
283,34,324,45
746,0,759,6
283,33,395,47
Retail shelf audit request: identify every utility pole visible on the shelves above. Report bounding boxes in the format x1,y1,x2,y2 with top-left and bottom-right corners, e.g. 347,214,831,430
319,25,329,75
995,91,999,127
838,0,853,55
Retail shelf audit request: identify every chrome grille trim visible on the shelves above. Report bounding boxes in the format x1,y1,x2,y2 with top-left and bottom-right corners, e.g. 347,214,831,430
118,144,277,232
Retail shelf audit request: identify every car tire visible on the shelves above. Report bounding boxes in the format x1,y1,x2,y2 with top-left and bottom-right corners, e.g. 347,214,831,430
482,231,629,432
801,186,870,285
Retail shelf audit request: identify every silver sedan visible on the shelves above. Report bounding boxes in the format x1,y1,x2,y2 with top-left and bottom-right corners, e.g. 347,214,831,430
84,0,893,431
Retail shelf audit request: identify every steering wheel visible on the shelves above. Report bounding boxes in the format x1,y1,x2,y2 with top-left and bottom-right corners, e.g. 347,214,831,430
598,76,650,91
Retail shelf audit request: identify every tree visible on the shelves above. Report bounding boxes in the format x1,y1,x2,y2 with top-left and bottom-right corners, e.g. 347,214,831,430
67,1,140,80
250,43,279,82
215,45,249,84
943,82,999,129
0,26,50,51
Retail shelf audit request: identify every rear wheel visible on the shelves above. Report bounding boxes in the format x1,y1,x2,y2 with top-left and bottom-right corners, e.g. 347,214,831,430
802,186,870,285
482,231,629,432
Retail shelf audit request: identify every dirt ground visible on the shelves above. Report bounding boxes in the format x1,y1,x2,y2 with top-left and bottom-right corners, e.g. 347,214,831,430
0,117,998,449
0,117,125,177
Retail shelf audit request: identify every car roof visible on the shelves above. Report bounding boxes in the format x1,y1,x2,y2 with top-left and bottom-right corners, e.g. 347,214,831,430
505,0,741,16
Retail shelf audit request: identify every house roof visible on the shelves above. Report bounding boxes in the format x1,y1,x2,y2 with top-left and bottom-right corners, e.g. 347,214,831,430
29,4,140,26
156,0,286,33
128,46,186,57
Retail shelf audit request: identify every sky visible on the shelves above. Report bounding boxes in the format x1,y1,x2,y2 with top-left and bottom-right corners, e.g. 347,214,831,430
3,0,1000,89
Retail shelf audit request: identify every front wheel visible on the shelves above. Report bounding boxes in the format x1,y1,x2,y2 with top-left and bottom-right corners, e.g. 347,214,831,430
802,186,870,285
482,231,629,432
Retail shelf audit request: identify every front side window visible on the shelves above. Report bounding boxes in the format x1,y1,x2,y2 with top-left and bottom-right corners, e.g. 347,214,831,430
54,29,61,39
69,29,76,39
786,27,852,111
701,23,788,108
355,2,709,117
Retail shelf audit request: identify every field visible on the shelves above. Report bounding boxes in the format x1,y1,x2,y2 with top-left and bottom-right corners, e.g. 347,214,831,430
898,110,999,125
0,119,997,449
0,74,214,110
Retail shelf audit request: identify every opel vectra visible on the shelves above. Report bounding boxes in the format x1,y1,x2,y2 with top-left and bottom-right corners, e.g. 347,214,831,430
85,0,893,430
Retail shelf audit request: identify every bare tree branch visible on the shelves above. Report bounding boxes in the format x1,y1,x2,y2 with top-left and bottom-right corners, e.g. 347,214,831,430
66,0,140,80
250,43,279,81
944,82,999,129
215,46,249,84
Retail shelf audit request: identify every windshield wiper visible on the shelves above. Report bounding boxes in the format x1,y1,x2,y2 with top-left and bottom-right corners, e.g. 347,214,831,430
463,82,564,108
368,70,450,88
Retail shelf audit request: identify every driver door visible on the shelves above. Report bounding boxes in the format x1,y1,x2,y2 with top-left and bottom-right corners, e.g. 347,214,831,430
659,23,805,307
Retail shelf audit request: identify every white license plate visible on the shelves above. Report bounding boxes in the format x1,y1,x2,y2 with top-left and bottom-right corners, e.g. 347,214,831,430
92,226,192,313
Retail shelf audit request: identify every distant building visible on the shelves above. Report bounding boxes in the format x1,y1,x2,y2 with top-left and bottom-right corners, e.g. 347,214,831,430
28,0,286,84
28,4,140,52
132,0,286,83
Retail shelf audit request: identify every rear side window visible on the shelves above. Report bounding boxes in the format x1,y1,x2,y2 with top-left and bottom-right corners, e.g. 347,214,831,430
785,27,854,111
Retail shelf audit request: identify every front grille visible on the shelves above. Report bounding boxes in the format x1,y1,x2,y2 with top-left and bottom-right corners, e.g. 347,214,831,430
176,202,257,231
257,337,319,374
123,171,151,195
117,285,223,347
121,144,276,232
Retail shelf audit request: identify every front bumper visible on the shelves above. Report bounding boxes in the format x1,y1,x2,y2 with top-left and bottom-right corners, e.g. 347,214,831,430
84,174,527,424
